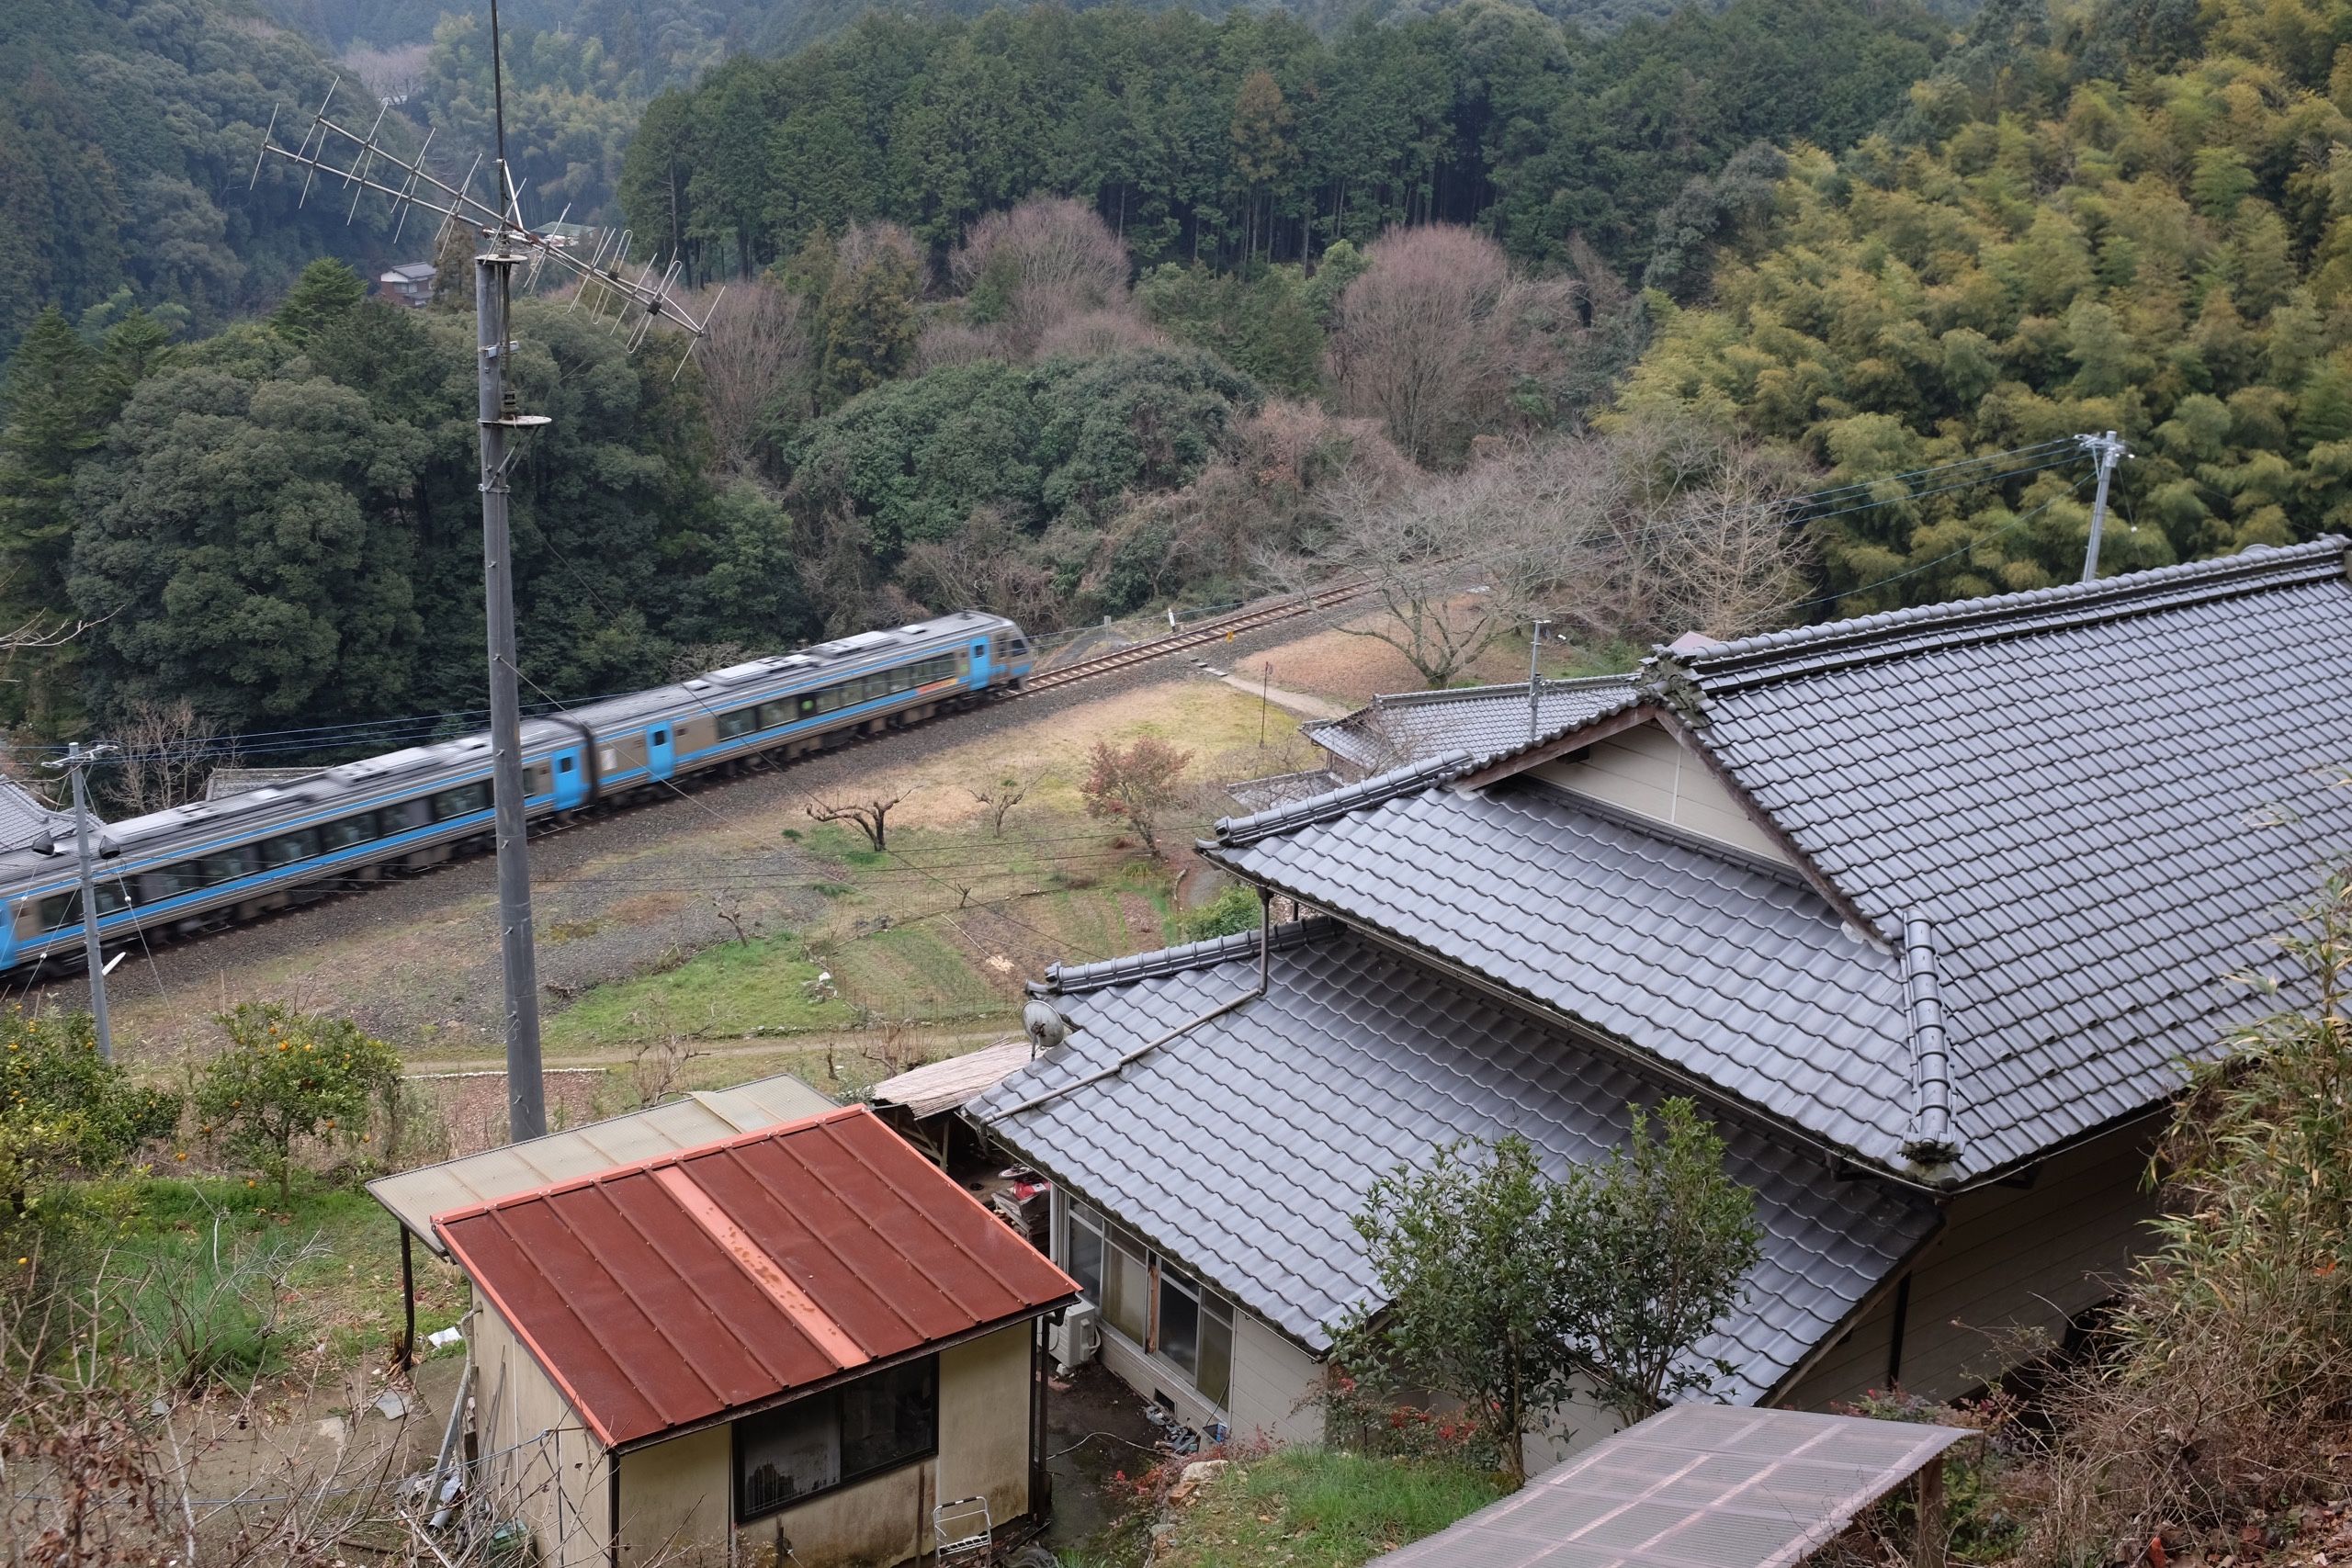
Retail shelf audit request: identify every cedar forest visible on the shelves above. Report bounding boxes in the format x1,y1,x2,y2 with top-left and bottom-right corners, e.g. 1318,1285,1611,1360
0,0,2344,752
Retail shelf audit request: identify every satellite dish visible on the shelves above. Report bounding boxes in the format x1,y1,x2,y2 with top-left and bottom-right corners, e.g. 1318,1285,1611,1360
1023,998,1069,1057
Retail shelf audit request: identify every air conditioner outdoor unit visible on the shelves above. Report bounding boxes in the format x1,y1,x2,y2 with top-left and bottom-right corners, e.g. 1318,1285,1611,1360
1049,1303,1101,1375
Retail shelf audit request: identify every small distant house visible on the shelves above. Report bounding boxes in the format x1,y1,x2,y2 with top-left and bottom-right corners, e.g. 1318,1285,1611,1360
418,1104,1076,1567
378,261,437,307
1304,674,1634,782
972,540,2352,1460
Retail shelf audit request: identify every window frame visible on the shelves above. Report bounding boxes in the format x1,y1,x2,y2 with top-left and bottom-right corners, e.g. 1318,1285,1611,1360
1062,1199,1238,1413
731,1355,940,1524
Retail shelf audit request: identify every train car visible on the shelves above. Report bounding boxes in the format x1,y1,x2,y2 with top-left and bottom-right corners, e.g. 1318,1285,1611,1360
0,611,1034,976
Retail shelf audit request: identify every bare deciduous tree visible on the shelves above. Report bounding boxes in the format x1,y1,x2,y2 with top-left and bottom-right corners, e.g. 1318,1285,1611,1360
950,197,1136,358
966,770,1039,836
340,42,429,105
807,791,905,852
109,696,231,818
1326,225,1582,467
897,507,1063,630
690,282,812,472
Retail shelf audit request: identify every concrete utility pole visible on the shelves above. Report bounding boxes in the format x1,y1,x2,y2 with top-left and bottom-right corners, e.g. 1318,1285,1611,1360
1527,618,1551,741
247,0,712,1143
2076,430,2129,582
46,741,118,1060
479,232,550,1143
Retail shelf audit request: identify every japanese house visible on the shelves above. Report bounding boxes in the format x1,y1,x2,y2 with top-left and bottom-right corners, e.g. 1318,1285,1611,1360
971,540,2352,1455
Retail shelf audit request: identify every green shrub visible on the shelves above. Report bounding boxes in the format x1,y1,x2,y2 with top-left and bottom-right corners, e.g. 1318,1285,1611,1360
0,1009,178,1236
1178,883,1261,943
193,1005,401,1204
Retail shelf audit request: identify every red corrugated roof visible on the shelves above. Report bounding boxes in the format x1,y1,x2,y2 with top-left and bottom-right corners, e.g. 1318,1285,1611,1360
433,1104,1077,1449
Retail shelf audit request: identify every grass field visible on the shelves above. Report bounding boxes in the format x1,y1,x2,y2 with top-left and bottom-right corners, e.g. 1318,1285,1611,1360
1136,1450,1506,1568
542,934,858,1050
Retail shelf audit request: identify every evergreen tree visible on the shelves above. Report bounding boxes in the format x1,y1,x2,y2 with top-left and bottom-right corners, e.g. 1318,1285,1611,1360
0,308,98,605
815,251,920,410
274,259,368,348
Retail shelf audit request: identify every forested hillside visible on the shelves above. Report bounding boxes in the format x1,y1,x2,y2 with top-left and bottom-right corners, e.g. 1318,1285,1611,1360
1622,0,2352,607
0,0,384,357
621,0,1946,280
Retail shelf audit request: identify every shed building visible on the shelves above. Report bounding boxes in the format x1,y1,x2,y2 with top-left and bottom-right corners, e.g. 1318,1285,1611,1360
432,1105,1077,1567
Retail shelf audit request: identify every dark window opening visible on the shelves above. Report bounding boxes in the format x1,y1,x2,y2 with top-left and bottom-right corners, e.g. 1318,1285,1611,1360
322,813,379,852
431,783,491,821
651,728,669,745
718,707,759,741
735,1357,937,1522
557,755,576,774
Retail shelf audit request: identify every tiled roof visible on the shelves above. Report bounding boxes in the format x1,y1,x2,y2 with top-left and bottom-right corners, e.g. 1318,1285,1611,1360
971,925,1937,1402
1207,782,1921,1171
1657,538,2352,1176
0,776,77,854
1236,540,2352,1185
435,1106,1076,1449
1305,676,1637,773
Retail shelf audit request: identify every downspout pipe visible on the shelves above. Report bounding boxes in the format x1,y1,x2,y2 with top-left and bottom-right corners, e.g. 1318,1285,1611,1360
1901,909,1960,1165
995,888,1274,1120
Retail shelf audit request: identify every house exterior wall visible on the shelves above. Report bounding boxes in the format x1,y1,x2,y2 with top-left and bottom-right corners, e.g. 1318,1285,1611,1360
1098,1303,1328,1447
1782,1122,2163,1409
470,1299,612,1568
691,1325,1035,1568
1531,723,1790,863
472,1296,1035,1568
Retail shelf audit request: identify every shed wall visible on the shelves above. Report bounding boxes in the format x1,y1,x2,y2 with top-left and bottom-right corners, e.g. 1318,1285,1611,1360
471,1300,612,1568
613,1323,1036,1568
1784,1123,2161,1408
1531,723,1788,863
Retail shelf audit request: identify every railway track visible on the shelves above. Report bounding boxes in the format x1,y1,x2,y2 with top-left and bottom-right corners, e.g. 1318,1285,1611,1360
1023,579,1368,693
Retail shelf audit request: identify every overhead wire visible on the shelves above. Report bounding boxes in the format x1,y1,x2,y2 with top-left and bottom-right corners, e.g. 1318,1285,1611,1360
1785,472,2096,612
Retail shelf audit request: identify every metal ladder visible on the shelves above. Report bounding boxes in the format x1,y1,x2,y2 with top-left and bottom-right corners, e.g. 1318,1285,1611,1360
933,1495,994,1564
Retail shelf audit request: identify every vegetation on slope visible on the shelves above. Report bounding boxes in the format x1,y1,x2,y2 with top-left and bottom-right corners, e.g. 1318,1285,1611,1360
1622,0,2352,609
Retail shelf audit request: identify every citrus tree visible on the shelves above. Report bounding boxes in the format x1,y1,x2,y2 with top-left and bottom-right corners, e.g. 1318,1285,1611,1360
0,1008,179,1238
194,1005,401,1204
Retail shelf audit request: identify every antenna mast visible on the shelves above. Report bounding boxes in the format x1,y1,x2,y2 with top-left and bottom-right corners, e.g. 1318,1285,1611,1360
250,12,718,1143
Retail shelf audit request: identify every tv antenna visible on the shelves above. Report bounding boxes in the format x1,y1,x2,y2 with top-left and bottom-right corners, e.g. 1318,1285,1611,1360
247,0,722,1143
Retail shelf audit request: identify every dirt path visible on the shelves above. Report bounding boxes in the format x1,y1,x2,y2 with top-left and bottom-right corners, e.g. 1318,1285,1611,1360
1218,670,1351,721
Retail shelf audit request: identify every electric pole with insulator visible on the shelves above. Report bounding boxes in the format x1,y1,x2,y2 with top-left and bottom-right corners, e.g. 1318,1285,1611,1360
45,741,119,1060
2076,430,2129,582
1527,618,1551,741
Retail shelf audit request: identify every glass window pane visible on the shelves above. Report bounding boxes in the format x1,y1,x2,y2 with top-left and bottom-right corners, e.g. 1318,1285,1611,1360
838,1358,935,1480
1198,1299,1234,1407
737,1397,839,1517
93,883,131,917
322,814,376,851
1066,1213,1104,1303
1158,1269,1200,1377
1104,1240,1149,1346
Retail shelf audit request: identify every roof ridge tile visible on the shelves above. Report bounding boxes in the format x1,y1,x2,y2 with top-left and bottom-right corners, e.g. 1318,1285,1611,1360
1210,752,1469,847
1038,916,1343,996
1672,538,2347,693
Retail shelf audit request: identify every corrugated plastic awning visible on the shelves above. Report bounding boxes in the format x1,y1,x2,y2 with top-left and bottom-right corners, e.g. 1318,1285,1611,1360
1369,1404,1975,1568
435,1105,1079,1450
869,1040,1035,1119
368,1071,835,1256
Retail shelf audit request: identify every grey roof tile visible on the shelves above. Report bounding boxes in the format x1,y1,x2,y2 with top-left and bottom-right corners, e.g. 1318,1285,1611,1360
1304,677,1638,773
1184,539,2351,1185
1210,783,1919,1169
972,925,1938,1403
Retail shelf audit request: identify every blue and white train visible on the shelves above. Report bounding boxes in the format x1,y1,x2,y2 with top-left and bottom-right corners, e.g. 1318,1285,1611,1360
1,611,1034,975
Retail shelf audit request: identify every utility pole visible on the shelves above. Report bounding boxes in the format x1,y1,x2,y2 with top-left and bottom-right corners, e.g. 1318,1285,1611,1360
2076,430,2129,582
45,741,119,1060
1527,618,1551,742
249,1,714,1143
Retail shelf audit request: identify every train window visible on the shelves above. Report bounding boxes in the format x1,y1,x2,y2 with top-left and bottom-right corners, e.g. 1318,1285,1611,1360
36,893,74,931
717,707,759,741
145,863,204,900
199,848,254,883
93,883,130,917
558,755,576,773
758,699,794,728
1009,637,1029,655
260,829,321,869
525,761,552,796
864,672,889,702
797,694,819,719
432,783,491,820
651,728,669,746
956,651,972,674
321,814,377,852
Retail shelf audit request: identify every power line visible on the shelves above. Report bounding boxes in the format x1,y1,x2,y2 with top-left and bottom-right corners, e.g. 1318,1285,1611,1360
1787,472,2095,612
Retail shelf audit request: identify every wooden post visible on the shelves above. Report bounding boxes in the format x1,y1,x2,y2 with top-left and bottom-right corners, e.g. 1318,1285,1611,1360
400,1225,416,1372
1912,1455,1947,1568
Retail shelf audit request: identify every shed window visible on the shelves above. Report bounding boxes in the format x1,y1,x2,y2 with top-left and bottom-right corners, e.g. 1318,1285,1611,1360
735,1357,936,1521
